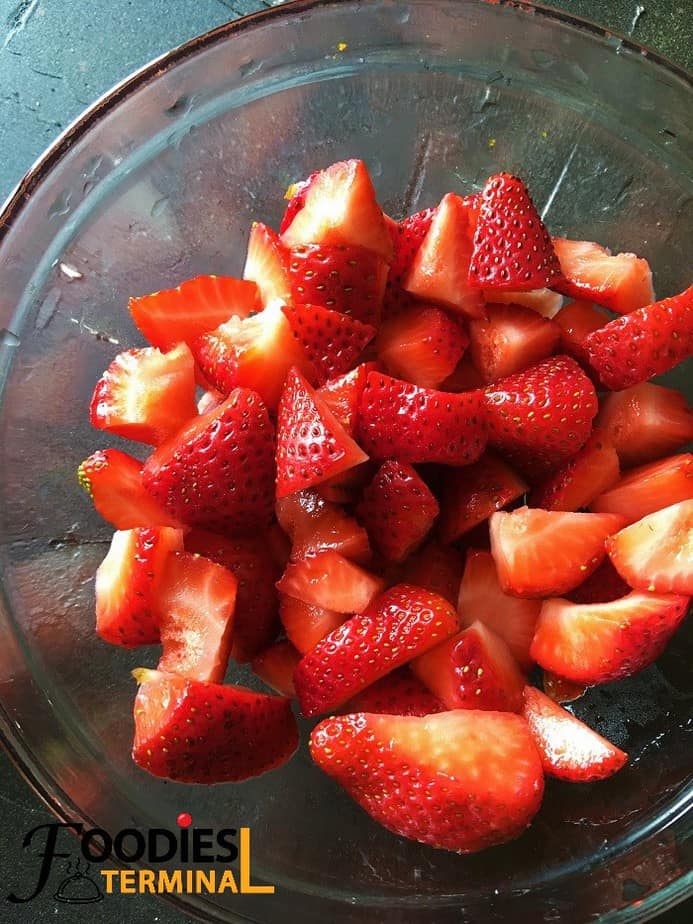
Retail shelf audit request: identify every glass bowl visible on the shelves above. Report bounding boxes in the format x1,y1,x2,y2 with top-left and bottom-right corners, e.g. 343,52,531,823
0,1,691,921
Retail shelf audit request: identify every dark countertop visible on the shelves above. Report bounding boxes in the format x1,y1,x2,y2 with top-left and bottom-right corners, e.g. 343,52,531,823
0,1,690,922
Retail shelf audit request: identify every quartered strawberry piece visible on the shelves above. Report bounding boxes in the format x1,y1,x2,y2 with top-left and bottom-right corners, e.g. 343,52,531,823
469,173,562,291
251,640,301,698
132,668,298,783
468,303,561,384
345,667,445,717
591,453,693,524
530,429,620,511
580,285,693,391
483,288,563,318
522,686,628,782
276,488,371,563
95,527,184,647
275,367,368,498
375,304,468,388
554,299,610,353
489,507,626,598
156,551,238,683
294,584,460,716
457,549,540,670
316,362,376,436
552,238,654,314
531,591,690,684
142,388,275,535
404,541,464,606
277,550,385,614
383,206,436,317
607,500,693,595
566,557,631,605
439,357,485,393
279,172,318,234
89,343,197,446
412,621,526,712
358,372,487,466
242,221,292,305
310,710,544,853
129,275,261,351
278,594,346,653
542,672,587,704
356,460,439,563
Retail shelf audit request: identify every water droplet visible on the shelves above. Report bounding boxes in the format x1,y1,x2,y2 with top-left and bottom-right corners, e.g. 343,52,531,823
0,328,20,348
83,154,104,179
82,180,95,197
239,58,262,78
150,196,170,219
165,95,195,117
47,189,72,219
396,6,410,23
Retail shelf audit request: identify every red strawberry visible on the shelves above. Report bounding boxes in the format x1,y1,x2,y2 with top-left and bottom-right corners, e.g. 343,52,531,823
356,460,439,563
132,668,298,783
607,500,693,595
483,287,562,318
580,285,693,391
383,207,436,317
358,372,487,466
376,305,468,388
315,462,374,504
439,357,485,392
489,507,626,598
542,672,587,704
89,343,197,446
95,527,184,647
142,388,275,534
554,299,610,353
294,584,460,716
594,383,693,468
412,622,526,712
242,221,292,305
457,549,540,670
275,368,368,498
552,238,654,314
129,275,260,351
281,302,375,385
310,710,544,853
316,362,376,435
529,429,620,511
438,453,527,543
522,686,628,782
184,530,280,662
156,551,238,683
591,453,693,524
276,488,371,564
279,594,346,653
197,388,224,415
277,550,384,614
78,449,183,530
468,173,562,291
279,172,318,234
484,355,598,479
251,640,301,698
468,303,560,384
530,591,689,684
346,667,445,717
566,558,631,605
404,541,464,606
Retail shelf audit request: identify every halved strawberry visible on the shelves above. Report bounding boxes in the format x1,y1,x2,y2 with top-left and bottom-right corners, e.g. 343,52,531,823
275,367,368,498
316,362,376,435
78,449,183,530
591,453,693,524
529,429,620,511
129,275,260,351
132,668,298,783
552,238,654,313
530,591,690,684
412,621,525,712
383,206,436,317
607,500,693,595
156,551,238,683
356,460,439,563
294,584,460,716
404,541,464,606
89,343,197,446
566,558,631,605
142,388,275,534
375,304,468,388
281,302,375,385
594,383,693,468
95,527,184,647
439,357,485,392
438,453,527,543
358,372,487,466
276,488,371,564
522,686,628,782
251,640,301,698
346,667,445,717
310,710,544,853
457,549,540,670
542,672,587,704
483,288,562,318
554,299,610,353
278,594,346,653
277,550,385,614
242,221,292,305
468,303,561,384
489,507,626,598
469,173,561,291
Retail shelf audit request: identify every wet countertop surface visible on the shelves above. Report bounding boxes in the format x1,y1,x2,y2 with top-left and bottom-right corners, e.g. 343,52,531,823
0,1,690,922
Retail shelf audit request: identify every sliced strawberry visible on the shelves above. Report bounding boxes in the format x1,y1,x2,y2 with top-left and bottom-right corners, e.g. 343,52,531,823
580,285,693,391
142,388,275,534
566,558,631,605
530,591,690,684
315,462,373,505
346,667,445,717
405,541,464,606
129,275,260,351
383,206,436,317
279,172,318,235
316,362,376,435
277,550,385,614
522,686,628,782
607,500,693,595
356,460,439,563
439,453,527,543
278,594,346,653
542,672,587,704
489,507,626,598
275,367,368,498
457,549,540,670
95,527,184,647
358,372,487,466
132,668,298,783
591,453,693,524
552,238,654,313
197,388,224,415
554,299,610,353
483,288,562,318
310,710,544,853
242,221,292,305
251,640,301,698
468,303,561,384
281,302,375,385
529,429,620,511
89,343,197,446
276,488,371,564
469,173,561,291
294,584,460,716
375,304,468,388
439,357,485,392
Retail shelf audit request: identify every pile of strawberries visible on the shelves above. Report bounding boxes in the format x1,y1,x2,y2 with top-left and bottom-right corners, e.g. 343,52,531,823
79,159,693,854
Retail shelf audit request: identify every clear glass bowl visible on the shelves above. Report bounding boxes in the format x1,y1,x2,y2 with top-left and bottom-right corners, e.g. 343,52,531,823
0,1,691,921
